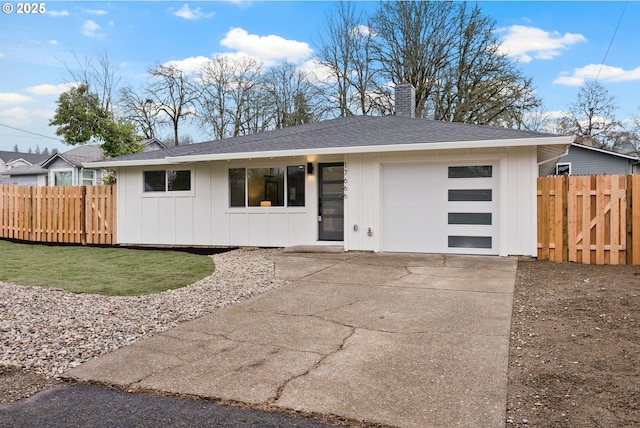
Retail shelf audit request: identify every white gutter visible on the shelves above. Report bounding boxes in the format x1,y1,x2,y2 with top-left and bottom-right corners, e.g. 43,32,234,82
84,135,574,168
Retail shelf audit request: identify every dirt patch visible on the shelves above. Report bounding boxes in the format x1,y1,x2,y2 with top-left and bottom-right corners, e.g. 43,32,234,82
0,365,63,404
507,260,640,427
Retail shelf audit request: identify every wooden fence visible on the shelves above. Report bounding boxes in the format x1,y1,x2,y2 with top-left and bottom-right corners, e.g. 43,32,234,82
538,175,640,265
0,184,116,245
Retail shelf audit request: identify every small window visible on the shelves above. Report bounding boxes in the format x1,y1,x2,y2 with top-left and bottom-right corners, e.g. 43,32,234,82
168,170,190,191
448,189,492,202
448,213,492,225
229,168,246,207
287,165,305,207
555,163,571,176
144,170,191,192
82,170,95,186
144,171,166,192
448,236,492,249
448,166,492,178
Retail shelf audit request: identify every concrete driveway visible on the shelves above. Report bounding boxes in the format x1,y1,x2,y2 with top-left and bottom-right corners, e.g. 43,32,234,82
66,251,517,428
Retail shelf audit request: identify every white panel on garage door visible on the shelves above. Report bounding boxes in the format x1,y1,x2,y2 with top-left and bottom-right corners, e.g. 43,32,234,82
382,163,498,255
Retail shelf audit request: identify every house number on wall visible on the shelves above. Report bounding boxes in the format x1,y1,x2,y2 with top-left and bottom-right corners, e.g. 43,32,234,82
343,163,348,199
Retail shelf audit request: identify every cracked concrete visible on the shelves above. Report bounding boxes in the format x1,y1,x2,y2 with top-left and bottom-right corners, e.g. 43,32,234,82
65,251,516,428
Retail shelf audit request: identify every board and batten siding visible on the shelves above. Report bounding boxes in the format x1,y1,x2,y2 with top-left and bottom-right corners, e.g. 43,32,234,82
116,145,539,256
116,158,321,248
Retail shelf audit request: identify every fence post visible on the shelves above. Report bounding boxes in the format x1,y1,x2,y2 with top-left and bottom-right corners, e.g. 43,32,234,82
632,175,640,265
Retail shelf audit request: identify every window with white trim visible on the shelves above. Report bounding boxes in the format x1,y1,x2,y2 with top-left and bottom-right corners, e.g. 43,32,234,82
143,170,191,192
53,170,73,186
82,170,96,186
555,163,571,176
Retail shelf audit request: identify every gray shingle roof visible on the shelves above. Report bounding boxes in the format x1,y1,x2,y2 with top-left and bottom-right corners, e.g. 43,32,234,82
96,116,559,164
42,145,104,168
0,151,49,165
0,164,47,176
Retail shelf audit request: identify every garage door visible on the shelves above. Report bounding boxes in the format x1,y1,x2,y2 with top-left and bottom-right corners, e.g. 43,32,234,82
382,163,498,255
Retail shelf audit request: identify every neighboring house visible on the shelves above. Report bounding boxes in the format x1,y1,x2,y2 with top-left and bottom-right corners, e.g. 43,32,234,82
141,138,167,152
86,84,572,257
0,151,49,183
552,143,640,176
2,145,104,186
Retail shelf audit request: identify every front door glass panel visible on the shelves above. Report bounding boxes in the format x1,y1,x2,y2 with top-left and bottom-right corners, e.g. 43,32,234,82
318,163,344,241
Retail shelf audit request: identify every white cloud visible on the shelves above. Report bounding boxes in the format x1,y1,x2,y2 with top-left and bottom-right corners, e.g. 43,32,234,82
221,27,312,64
26,83,72,96
82,20,104,38
163,56,213,74
297,59,335,85
48,40,58,45
351,25,372,38
0,52,4,59
0,107,30,121
47,10,69,17
0,93,33,105
173,4,214,20
554,64,640,86
496,25,586,63
80,8,108,15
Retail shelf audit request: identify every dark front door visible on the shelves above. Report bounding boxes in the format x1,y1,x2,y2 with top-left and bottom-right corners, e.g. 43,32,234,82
318,163,344,241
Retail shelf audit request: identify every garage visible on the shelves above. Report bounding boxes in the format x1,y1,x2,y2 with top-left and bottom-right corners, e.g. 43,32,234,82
381,162,498,255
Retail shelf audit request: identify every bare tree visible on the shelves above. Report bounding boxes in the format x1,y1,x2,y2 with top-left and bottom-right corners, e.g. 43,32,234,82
263,63,325,129
119,85,164,139
557,81,622,149
198,55,264,139
316,1,379,117
369,1,540,124
61,50,121,112
518,105,556,133
370,0,455,118
147,62,199,146
432,3,540,125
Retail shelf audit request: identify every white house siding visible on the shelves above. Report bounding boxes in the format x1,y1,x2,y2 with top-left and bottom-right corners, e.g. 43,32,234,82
117,157,325,248
116,146,538,257
344,146,538,257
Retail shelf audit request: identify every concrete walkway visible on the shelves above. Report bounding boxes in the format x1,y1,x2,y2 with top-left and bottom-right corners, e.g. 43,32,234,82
65,251,517,428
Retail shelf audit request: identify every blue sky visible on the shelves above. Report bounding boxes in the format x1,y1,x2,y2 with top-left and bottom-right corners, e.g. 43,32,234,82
0,1,638,153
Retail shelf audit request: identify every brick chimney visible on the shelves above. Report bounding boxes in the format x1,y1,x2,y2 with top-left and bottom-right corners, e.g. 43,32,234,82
394,83,416,118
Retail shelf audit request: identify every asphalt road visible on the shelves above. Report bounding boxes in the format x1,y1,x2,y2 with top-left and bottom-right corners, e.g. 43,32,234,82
0,384,342,428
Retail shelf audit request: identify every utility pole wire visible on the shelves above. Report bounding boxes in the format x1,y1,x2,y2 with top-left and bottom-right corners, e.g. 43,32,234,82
0,123,63,142
596,1,628,82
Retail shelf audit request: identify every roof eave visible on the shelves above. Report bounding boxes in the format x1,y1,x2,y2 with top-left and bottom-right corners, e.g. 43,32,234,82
84,135,573,167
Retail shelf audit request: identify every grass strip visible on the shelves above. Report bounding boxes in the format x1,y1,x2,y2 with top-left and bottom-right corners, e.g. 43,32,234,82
0,240,214,296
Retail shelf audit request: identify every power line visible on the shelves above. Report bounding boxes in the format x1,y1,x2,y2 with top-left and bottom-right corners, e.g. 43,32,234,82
596,1,628,81
0,123,63,142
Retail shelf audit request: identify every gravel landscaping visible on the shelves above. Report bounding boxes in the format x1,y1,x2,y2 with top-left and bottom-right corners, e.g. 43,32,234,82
0,248,286,381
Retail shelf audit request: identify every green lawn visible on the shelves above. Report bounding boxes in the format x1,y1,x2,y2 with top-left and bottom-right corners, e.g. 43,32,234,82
0,240,215,296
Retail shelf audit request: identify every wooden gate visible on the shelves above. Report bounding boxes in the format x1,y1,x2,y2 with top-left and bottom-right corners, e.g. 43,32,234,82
568,175,627,264
537,175,640,265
